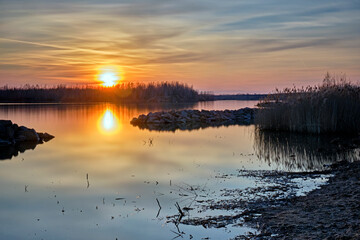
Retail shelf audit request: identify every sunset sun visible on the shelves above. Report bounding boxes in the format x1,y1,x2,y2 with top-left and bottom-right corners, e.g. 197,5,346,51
98,66,122,87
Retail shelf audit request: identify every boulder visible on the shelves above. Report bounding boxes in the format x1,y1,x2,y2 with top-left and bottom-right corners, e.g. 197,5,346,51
38,132,55,142
138,114,147,121
15,127,40,142
0,139,12,147
0,120,12,127
0,120,54,143
130,117,139,125
0,120,54,160
180,110,188,118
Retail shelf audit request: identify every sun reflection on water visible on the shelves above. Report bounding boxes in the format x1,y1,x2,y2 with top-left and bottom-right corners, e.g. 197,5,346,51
97,108,121,135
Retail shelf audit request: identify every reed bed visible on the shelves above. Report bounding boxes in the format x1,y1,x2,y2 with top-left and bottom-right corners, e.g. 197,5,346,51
0,82,199,103
256,73,360,134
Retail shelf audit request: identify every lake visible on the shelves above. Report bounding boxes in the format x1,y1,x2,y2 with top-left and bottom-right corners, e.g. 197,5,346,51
0,100,355,240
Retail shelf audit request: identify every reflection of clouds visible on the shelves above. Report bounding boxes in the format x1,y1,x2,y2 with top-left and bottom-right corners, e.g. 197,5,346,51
97,109,121,135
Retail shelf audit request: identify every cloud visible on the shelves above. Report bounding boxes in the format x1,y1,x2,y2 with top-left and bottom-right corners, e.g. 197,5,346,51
0,0,359,92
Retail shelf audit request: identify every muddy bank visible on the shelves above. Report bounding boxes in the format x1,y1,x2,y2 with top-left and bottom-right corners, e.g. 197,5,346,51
241,160,360,240
130,108,256,131
165,160,360,239
0,120,54,160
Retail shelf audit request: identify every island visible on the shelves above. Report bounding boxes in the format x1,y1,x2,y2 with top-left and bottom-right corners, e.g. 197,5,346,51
130,108,256,131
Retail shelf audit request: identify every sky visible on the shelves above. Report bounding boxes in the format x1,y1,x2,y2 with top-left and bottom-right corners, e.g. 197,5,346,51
0,0,359,93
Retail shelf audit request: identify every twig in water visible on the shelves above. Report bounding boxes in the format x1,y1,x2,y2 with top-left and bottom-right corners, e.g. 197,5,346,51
156,198,162,218
175,202,185,223
170,230,183,240
148,138,153,146
156,198,162,209
86,173,90,188
25,185,28,192
175,202,184,216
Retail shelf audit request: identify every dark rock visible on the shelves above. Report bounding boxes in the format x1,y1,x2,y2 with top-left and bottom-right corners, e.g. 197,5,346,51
0,120,12,127
15,126,40,142
38,132,55,142
0,120,54,160
180,110,188,118
130,117,139,125
0,139,12,147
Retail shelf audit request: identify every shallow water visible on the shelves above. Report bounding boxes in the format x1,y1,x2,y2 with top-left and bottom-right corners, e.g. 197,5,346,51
0,100,354,240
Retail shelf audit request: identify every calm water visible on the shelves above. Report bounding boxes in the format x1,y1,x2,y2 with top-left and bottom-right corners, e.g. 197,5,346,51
0,100,354,240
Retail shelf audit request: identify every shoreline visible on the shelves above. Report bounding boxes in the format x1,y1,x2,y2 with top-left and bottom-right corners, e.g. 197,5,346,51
169,159,360,239
243,160,360,239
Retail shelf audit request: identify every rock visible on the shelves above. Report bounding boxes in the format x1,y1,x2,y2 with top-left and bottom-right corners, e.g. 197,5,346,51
146,112,160,123
0,120,12,127
0,120,54,160
38,132,55,142
0,120,54,144
138,114,147,121
0,139,12,147
0,122,11,140
15,126,40,142
130,117,139,125
180,110,188,118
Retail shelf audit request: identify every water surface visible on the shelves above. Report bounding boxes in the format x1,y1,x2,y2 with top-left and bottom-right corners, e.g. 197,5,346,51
0,100,354,240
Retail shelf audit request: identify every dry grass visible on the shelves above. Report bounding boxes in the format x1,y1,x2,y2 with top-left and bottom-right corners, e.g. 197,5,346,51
256,73,360,134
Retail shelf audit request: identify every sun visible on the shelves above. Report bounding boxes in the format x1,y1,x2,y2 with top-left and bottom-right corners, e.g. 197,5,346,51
97,66,122,87
100,72,118,87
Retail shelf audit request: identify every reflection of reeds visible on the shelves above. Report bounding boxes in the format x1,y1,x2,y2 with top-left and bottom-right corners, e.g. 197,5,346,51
256,73,360,134
0,82,199,103
254,129,359,171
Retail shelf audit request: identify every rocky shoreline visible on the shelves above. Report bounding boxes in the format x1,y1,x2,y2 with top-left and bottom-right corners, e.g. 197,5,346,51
130,108,256,131
0,120,54,160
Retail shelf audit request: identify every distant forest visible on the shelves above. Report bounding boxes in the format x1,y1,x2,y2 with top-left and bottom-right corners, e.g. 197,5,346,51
213,94,267,101
0,82,266,103
0,82,198,103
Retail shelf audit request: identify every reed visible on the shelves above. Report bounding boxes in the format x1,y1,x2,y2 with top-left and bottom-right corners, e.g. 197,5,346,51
255,73,360,134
